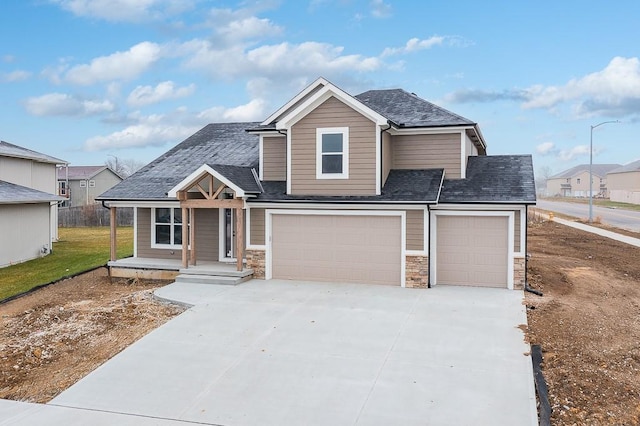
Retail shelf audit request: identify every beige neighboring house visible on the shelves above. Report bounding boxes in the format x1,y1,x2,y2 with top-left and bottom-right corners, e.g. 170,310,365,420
57,166,123,208
0,141,66,268
607,160,640,204
546,164,621,197
100,78,536,290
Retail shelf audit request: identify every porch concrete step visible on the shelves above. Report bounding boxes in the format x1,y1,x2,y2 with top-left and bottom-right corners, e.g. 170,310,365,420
178,267,253,278
174,273,252,286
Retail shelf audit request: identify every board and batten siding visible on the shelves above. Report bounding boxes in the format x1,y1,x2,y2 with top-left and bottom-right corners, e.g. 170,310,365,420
250,208,265,246
290,96,377,195
393,133,462,179
136,208,219,261
406,209,424,251
262,136,286,181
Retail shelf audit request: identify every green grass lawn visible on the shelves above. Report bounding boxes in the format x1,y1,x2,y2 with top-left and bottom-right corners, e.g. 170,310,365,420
0,227,133,301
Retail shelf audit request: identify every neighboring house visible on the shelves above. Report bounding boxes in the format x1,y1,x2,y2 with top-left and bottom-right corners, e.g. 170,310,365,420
0,141,66,267
57,166,123,208
607,160,640,204
546,164,621,197
99,78,536,289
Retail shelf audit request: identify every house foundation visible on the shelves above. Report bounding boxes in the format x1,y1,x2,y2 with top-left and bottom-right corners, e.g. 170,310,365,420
246,249,266,279
513,257,525,290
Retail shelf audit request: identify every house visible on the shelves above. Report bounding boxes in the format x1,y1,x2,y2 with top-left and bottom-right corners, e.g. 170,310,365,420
0,141,66,267
607,160,640,204
99,78,536,289
57,165,123,208
546,164,621,197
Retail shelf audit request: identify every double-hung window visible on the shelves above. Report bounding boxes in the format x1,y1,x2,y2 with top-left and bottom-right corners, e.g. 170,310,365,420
316,127,349,179
152,207,188,248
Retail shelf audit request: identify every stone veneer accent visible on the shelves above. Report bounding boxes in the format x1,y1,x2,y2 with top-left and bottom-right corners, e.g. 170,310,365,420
513,257,525,290
246,249,265,279
405,255,428,288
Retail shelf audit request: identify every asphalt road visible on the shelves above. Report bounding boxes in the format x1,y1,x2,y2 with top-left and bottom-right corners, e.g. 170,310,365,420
535,199,640,233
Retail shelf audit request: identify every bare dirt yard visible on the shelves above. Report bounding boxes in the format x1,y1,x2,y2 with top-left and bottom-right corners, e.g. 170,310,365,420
0,268,185,403
526,218,640,425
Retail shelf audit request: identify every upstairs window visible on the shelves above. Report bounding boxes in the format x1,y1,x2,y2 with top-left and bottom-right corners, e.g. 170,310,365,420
316,127,349,179
79,180,87,187
577,178,581,184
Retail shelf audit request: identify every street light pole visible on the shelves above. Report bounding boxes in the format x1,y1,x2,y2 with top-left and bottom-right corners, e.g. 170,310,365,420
589,120,619,223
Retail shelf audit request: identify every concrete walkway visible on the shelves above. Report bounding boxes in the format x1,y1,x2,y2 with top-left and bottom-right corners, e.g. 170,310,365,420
1,281,538,426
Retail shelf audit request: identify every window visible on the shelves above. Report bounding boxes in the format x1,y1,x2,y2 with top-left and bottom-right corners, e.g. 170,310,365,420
577,178,581,184
152,208,189,248
88,180,96,187
316,127,349,179
79,180,87,187
58,181,67,196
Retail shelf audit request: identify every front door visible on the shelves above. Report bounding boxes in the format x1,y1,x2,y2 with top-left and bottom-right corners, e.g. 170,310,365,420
223,208,235,260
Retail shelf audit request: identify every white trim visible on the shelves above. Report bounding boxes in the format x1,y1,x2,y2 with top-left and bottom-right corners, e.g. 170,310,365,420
406,250,427,256
248,202,431,210
265,209,406,287
150,207,189,250
277,84,387,129
460,131,466,179
387,125,477,136
517,207,526,256
167,164,245,198
316,127,349,179
429,210,515,289
258,136,264,181
430,203,529,210
375,125,381,195
261,77,329,125
133,207,138,257
101,201,180,208
286,129,292,194
423,207,429,254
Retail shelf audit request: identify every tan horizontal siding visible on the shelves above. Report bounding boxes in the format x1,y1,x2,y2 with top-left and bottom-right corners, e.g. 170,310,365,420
406,209,424,251
393,133,461,179
263,136,286,181
290,96,377,195
195,209,218,261
137,208,181,260
250,208,265,246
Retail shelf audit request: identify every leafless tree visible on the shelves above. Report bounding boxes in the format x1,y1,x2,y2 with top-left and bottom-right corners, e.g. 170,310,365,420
105,156,145,178
535,165,553,195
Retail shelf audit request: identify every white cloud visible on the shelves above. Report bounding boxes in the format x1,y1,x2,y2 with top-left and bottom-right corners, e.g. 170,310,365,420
1,70,31,82
50,0,190,22
370,0,392,18
536,142,556,155
65,41,163,85
558,145,592,161
127,81,195,107
381,36,455,57
205,8,283,46
24,93,115,116
198,98,268,122
2,55,15,63
521,57,640,118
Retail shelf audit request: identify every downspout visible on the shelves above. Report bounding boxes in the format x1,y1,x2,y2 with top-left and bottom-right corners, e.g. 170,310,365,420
427,204,431,288
524,205,543,296
379,121,392,190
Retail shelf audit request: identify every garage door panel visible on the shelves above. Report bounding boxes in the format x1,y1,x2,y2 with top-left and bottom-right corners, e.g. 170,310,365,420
437,215,508,288
272,214,401,286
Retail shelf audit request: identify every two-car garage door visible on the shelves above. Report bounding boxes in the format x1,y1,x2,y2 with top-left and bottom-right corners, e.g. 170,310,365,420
436,215,509,288
271,214,401,286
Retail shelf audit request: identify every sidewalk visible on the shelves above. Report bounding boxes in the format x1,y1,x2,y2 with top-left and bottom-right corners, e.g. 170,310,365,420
536,211,640,248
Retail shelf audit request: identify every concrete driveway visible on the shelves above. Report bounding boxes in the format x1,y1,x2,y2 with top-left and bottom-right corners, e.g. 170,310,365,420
11,280,537,425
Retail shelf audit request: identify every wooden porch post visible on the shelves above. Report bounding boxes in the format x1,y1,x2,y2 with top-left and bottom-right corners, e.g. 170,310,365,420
189,208,196,265
109,207,117,262
235,205,244,271
181,206,189,268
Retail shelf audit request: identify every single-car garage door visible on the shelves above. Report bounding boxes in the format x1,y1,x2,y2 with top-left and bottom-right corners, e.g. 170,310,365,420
436,215,509,288
271,214,401,285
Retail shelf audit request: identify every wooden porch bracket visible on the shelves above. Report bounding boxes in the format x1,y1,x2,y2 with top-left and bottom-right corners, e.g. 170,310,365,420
109,207,117,262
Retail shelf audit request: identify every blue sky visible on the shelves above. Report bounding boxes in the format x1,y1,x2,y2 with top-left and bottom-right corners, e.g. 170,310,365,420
1,1,639,177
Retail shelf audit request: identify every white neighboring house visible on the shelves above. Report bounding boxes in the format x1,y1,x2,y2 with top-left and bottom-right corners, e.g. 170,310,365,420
0,141,66,267
607,160,640,204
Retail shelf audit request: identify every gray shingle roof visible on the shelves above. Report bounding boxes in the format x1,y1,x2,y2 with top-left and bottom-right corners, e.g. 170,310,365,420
549,163,622,179
254,169,444,203
57,165,116,180
208,164,261,193
0,141,66,164
439,155,536,204
99,123,260,200
0,180,64,204
355,89,475,127
608,160,640,174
